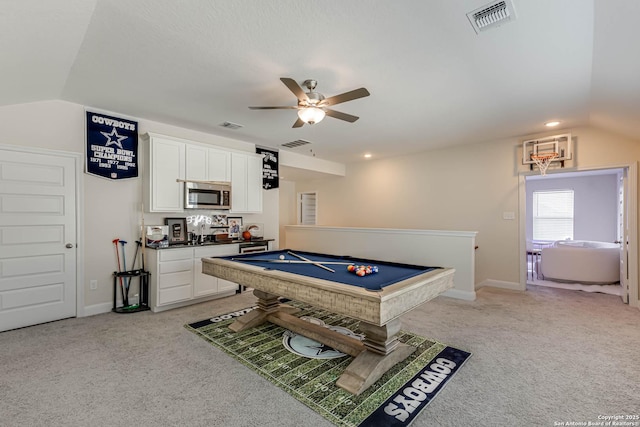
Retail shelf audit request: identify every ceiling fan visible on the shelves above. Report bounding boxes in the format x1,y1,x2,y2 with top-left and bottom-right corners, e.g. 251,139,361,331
249,78,370,128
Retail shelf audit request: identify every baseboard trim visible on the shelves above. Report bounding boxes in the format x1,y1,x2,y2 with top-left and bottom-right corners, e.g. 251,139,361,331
82,296,140,317
476,279,524,291
82,302,112,317
443,288,476,301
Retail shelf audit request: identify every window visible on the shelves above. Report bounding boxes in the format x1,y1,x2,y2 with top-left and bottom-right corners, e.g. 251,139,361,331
298,192,317,225
533,190,574,241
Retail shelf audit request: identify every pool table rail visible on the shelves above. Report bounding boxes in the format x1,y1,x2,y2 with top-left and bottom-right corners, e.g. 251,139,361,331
202,257,454,326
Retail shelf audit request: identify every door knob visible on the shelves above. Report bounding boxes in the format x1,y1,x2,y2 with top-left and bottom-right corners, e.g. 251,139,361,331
66,243,74,248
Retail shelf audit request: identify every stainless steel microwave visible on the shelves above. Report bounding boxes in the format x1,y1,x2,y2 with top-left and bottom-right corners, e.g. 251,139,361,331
184,181,231,210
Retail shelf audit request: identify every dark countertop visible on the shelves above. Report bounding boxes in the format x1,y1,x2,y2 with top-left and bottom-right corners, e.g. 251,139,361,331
147,238,273,250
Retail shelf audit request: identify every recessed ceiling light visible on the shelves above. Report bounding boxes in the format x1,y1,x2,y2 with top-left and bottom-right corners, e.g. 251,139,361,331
545,121,561,127
364,153,372,159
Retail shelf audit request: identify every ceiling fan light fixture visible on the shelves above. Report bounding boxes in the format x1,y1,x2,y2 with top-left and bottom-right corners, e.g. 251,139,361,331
298,107,326,125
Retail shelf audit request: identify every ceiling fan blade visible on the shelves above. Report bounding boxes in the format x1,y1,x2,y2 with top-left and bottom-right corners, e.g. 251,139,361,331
249,106,298,110
322,88,370,106
292,118,305,128
280,77,309,102
325,109,359,123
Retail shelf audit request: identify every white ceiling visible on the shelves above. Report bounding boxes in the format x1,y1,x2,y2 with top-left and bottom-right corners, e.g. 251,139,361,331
3,0,639,165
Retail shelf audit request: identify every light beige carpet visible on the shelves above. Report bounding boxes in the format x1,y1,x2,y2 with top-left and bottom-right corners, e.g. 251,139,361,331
0,285,638,426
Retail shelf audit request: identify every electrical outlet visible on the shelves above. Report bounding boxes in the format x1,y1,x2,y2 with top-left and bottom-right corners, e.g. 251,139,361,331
90,279,98,290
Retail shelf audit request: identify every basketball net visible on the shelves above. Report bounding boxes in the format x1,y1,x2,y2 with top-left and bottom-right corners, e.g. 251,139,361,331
531,153,558,176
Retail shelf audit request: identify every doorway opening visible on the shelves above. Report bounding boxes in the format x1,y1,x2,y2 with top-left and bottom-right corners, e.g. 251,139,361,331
520,164,638,307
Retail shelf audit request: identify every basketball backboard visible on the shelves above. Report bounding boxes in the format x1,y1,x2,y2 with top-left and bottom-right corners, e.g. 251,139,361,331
522,133,572,167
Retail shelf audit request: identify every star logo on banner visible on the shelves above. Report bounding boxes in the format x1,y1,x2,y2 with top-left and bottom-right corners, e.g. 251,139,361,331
101,127,127,149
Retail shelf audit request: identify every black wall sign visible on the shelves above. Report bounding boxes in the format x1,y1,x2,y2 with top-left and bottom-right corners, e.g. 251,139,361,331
86,111,139,180
256,147,279,189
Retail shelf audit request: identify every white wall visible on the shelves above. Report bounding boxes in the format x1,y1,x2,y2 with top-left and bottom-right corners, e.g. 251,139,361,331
278,180,296,247
280,150,345,176
290,126,640,289
0,100,279,312
526,173,619,243
3,100,639,306
285,225,478,301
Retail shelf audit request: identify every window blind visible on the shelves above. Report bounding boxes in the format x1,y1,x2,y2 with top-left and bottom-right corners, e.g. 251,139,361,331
299,192,317,225
533,190,574,241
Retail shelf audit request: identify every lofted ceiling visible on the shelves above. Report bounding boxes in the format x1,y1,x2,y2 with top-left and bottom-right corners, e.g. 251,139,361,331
2,0,639,166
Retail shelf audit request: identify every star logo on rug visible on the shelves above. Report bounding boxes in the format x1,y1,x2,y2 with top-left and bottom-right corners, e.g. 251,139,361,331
305,342,338,356
101,127,127,149
282,316,364,359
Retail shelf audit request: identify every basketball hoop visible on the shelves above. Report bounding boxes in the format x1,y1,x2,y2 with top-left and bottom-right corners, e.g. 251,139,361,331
530,152,558,176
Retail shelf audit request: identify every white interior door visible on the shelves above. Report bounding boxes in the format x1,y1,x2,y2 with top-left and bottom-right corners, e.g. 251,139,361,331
618,171,629,303
0,148,77,332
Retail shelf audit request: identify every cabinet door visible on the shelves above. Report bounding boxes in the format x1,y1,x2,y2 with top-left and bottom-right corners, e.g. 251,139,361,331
185,145,208,181
156,248,193,305
230,152,262,213
158,271,192,305
193,245,239,296
150,137,185,212
193,257,218,297
207,147,231,182
246,153,263,212
230,152,248,212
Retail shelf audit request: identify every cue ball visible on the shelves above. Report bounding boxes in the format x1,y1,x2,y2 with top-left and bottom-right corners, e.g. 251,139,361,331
279,255,285,260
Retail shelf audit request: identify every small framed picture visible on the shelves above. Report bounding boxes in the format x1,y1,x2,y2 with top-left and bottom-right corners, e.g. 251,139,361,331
227,216,243,239
165,217,187,245
211,215,228,228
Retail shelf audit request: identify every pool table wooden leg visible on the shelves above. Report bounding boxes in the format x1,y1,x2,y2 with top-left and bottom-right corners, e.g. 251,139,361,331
228,289,299,333
336,318,416,395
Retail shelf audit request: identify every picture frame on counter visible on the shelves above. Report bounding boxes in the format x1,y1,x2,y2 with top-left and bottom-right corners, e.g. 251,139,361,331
211,215,228,227
165,217,188,245
228,216,243,239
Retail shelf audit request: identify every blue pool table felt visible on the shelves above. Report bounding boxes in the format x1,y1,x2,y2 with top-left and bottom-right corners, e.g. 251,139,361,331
225,249,440,291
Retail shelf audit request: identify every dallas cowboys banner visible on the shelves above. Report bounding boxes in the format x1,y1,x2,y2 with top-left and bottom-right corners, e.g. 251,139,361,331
86,111,139,180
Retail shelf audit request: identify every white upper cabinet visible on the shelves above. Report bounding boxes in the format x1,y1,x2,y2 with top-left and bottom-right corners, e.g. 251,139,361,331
144,133,259,213
207,147,231,182
144,134,185,212
230,152,263,213
246,153,263,212
185,145,207,181
185,145,231,182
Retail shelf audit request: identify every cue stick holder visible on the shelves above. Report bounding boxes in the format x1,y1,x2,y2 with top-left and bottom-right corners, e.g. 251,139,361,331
112,269,151,313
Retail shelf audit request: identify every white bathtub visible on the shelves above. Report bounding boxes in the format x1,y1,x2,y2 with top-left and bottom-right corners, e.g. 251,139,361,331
540,240,620,284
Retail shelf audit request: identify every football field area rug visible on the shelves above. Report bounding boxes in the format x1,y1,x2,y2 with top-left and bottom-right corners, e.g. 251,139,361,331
186,301,471,427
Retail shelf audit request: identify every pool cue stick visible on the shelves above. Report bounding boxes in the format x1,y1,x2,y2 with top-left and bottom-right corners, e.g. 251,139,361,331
112,238,126,305
287,251,335,273
119,240,130,307
140,203,146,271
230,258,353,265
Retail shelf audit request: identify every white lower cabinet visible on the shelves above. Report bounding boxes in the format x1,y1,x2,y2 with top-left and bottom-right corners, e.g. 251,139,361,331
193,246,239,297
148,244,240,312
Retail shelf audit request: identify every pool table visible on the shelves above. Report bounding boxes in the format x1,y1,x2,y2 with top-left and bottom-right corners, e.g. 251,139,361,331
201,249,455,395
